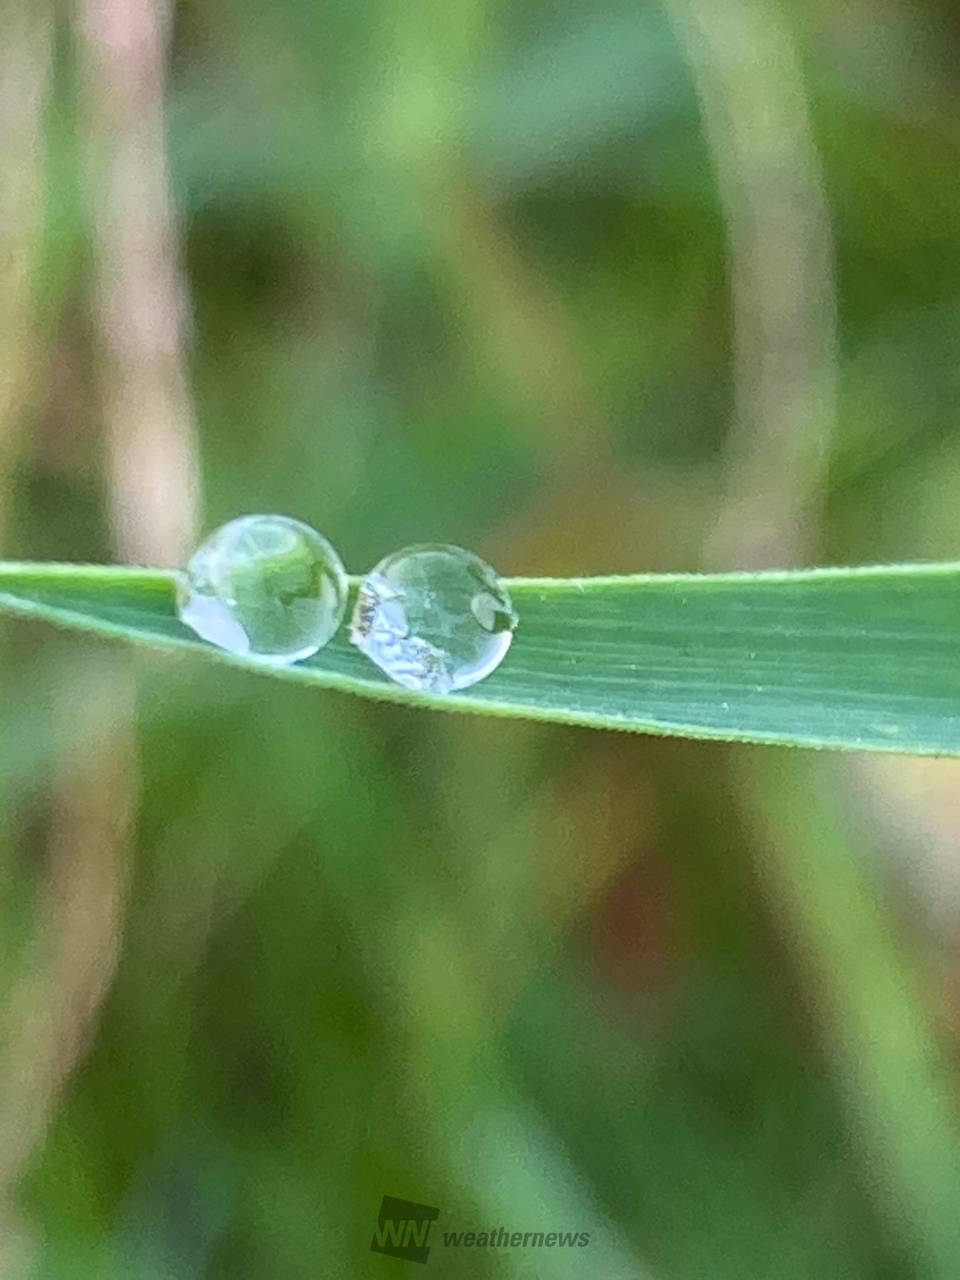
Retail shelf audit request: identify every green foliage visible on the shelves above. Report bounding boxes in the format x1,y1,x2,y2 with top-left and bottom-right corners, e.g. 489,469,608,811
6,0,960,1277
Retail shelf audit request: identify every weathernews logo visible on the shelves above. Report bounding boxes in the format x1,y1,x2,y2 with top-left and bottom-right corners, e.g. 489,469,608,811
370,1194,591,1265
370,1196,440,1264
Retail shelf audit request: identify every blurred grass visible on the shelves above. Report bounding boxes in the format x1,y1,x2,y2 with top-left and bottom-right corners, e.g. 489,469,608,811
4,0,960,1277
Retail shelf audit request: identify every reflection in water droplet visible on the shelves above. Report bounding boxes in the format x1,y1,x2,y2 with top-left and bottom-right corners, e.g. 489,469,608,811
350,544,518,693
177,514,347,664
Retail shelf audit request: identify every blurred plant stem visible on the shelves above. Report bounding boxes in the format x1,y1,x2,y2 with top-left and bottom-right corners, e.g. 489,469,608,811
0,665,135,1277
667,0,836,570
743,752,960,1276
0,1,201,1261
76,0,200,566
0,1,52,548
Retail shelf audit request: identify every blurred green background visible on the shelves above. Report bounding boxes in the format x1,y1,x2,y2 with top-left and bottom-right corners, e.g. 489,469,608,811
4,0,960,1276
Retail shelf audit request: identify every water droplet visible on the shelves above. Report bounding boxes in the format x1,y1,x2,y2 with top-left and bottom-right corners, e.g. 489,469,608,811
349,543,517,693
176,514,347,664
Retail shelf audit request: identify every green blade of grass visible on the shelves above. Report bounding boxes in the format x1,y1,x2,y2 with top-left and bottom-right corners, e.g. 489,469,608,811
1,559,959,755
